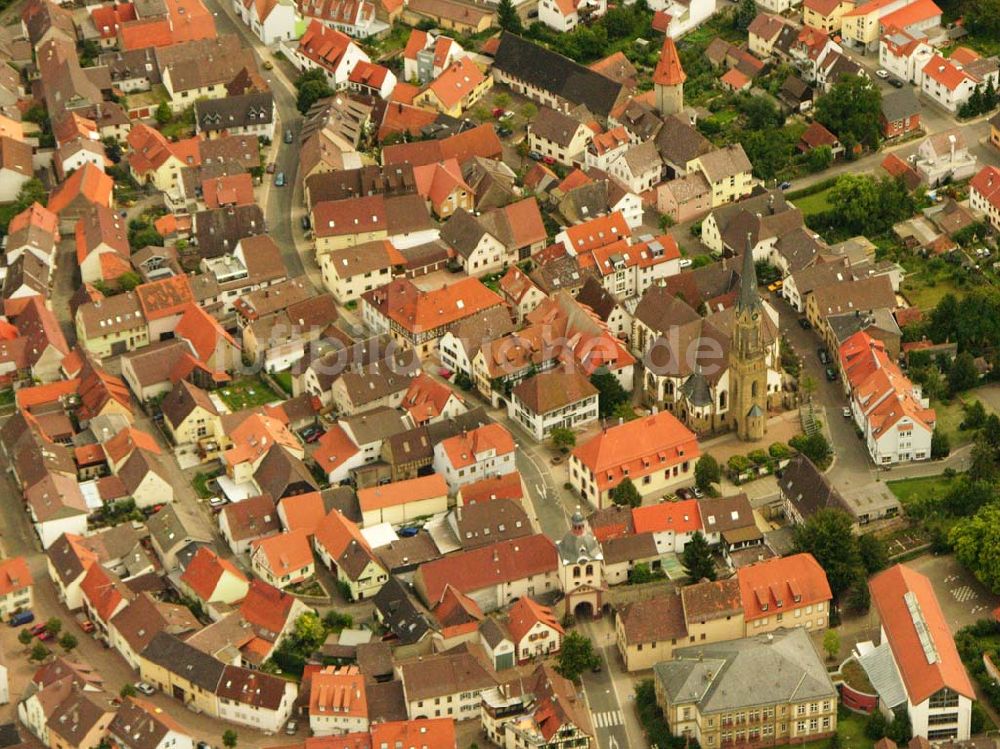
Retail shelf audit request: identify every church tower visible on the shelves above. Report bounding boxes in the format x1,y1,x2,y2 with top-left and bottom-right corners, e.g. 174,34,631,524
653,36,685,117
729,233,768,442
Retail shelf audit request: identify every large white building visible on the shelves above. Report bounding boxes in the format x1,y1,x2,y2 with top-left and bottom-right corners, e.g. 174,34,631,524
839,332,935,465
866,565,975,741
431,423,517,490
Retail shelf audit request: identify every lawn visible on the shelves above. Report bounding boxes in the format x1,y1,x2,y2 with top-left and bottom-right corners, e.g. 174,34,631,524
930,394,982,448
272,371,294,395
192,470,222,499
791,187,834,217
900,268,966,310
218,375,282,411
0,388,13,407
886,473,960,508
780,709,872,749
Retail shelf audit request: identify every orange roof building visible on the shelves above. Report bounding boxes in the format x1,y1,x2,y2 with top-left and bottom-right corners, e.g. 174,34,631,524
631,498,702,536
357,474,448,528
457,472,524,506
179,547,250,605
400,372,463,426
47,163,113,219
736,553,832,634
312,509,387,601
569,410,700,508
432,423,516,491
309,666,369,736
250,528,315,588
506,597,563,663
869,564,974,722
370,719,455,749
0,556,33,614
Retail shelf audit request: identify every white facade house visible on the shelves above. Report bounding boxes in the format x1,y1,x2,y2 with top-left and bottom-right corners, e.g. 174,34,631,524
507,372,599,442
922,54,1000,113
293,20,370,89
879,30,933,85
538,0,607,32
913,128,978,186
215,673,297,733
431,423,517,491
649,0,717,38
234,0,301,44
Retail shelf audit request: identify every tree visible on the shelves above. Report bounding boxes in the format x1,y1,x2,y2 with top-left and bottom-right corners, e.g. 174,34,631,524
612,402,637,422
550,427,576,452
849,581,871,613
590,371,630,419
865,710,888,740
859,534,889,575
322,610,353,632
950,503,1000,593
965,0,1000,46
734,0,757,30
887,708,912,744
682,531,716,582
45,618,62,638
794,509,862,600
815,75,882,151
154,101,171,125
18,629,32,647
931,430,951,460
629,562,655,584
222,731,238,749
120,684,138,698
806,145,833,173
296,77,333,114
293,612,326,651
829,732,843,749
117,271,143,291
789,432,832,469
820,173,915,238
822,629,840,660
610,477,642,508
557,631,600,682
59,633,77,652
30,643,49,662
961,400,987,430
497,0,523,32
695,455,721,493
949,352,979,395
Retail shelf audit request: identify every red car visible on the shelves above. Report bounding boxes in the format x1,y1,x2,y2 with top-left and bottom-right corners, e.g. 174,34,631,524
542,156,556,165
80,620,95,633
491,107,505,119
36,630,53,641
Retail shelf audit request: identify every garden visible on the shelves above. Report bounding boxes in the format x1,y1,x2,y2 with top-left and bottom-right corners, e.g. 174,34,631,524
218,375,283,411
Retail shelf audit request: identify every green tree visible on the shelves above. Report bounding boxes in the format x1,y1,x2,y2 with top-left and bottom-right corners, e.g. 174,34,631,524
629,562,655,585
695,455,721,493
59,633,77,652
961,400,987,430
822,629,840,660
322,610,353,632
931,430,951,460
829,732,843,749
858,534,889,575
734,0,757,30
557,631,600,682
293,612,326,651
950,503,1000,593
154,101,172,125
681,531,716,581
865,710,888,740
45,618,62,637
295,72,334,114
222,730,238,749
550,427,576,451
806,145,833,173
30,643,49,662
497,0,523,32
887,708,912,744
120,684,138,698
965,0,1000,44
794,509,861,600
18,629,32,647
789,432,832,469
610,477,642,508
820,173,915,238
612,401,637,422
117,271,143,291
590,371,630,419
815,74,882,150
949,352,979,395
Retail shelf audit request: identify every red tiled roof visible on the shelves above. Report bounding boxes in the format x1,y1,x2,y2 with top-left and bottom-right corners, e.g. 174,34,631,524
632,498,702,535
737,553,832,621
364,277,503,334
174,303,238,362
370,720,455,749
506,596,562,645
239,578,298,639
251,528,314,578
310,666,367,719
880,0,940,30
561,212,630,254
80,563,129,622
312,425,360,476
47,163,113,215
653,36,686,86
180,547,248,602
0,557,32,597
459,472,524,504
415,534,558,605
571,410,699,492
104,427,160,466
136,275,195,320
870,564,974,703
424,56,485,110
278,492,326,535
202,173,255,209
357,474,447,512
438,423,515,470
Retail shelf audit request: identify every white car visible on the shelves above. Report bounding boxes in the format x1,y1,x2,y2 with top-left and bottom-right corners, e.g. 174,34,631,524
679,258,693,269
208,496,227,508
875,69,889,79
842,407,852,418
135,682,155,695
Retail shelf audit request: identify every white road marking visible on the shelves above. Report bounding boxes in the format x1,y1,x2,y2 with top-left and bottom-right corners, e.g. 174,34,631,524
952,585,977,603
592,710,624,728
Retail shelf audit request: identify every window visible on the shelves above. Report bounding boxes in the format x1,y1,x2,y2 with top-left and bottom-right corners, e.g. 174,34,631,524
928,713,959,726
929,689,960,709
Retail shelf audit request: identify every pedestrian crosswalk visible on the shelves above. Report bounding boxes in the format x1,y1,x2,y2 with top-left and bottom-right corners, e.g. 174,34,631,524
592,710,624,728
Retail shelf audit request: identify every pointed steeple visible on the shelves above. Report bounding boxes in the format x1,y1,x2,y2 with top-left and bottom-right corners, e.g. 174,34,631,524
653,36,686,86
737,230,762,314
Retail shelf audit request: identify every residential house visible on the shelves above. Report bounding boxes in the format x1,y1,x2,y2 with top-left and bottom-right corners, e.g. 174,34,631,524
109,697,194,749
194,92,275,141
309,666,369,736
219,494,281,555
879,28,933,86
431,423,516,491
179,546,250,606
527,108,593,167
737,553,832,635
803,0,852,32
922,53,999,113
397,646,498,721
880,87,921,139
507,371,599,442
293,20,369,88
313,509,388,600
412,57,491,118
319,240,404,304
0,557,32,620
506,597,563,664
539,0,606,31
913,128,978,185
357,474,448,528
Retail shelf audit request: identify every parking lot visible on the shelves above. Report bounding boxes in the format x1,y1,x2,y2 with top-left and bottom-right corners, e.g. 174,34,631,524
904,553,999,632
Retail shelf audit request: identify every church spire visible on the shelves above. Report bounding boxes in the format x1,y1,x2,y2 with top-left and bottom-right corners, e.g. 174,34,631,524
737,231,762,314
653,36,686,87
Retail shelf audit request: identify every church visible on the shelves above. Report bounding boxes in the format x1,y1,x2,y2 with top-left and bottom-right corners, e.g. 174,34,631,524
631,238,780,441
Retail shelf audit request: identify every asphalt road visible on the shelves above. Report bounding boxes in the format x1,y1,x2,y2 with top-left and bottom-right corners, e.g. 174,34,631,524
579,617,632,749
201,0,306,280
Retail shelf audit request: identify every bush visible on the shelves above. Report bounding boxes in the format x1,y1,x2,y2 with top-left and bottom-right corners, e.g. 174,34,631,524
768,442,792,459
865,710,888,740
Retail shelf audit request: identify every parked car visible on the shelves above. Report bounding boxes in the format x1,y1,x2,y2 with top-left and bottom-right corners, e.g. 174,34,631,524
8,611,33,627
495,125,512,137
691,486,704,498
438,367,453,379
542,155,556,165
30,623,46,636
208,496,227,508
135,682,156,696
262,60,273,70
528,151,543,161
767,280,783,292
399,527,420,538
80,619,95,633
798,318,812,329
825,367,838,381
301,426,323,443
275,172,286,187
284,129,294,144
492,107,505,118
842,407,852,417
875,69,889,79
779,181,792,190
301,215,311,230
679,258,693,269
36,630,53,641
889,77,905,88
285,722,298,736
818,348,829,364
266,162,276,174
676,487,692,499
